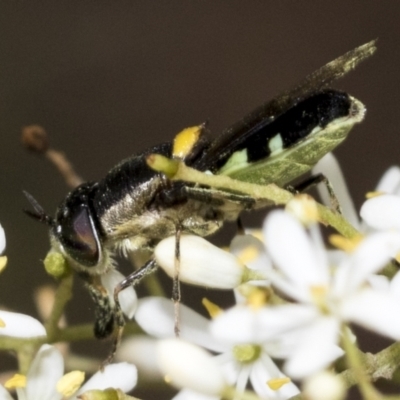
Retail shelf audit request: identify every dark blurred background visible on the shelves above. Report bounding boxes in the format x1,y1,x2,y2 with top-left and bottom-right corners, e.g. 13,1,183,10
0,1,399,398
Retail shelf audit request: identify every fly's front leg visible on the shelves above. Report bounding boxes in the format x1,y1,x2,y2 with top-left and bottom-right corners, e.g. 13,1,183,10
85,282,115,340
108,259,159,363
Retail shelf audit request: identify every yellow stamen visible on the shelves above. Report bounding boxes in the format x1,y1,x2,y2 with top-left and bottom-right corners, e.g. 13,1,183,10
247,287,269,309
173,125,203,159
5,374,27,389
0,256,7,273
249,230,263,242
310,285,329,313
286,194,319,225
366,191,385,199
329,234,363,252
267,377,291,390
202,298,222,318
56,370,85,397
0,318,5,328
236,245,260,264
395,252,400,264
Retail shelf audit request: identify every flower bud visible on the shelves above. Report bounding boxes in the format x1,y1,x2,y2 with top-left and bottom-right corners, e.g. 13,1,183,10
155,235,261,289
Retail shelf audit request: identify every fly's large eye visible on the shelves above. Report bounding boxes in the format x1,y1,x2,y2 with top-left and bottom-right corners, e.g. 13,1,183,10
56,205,101,267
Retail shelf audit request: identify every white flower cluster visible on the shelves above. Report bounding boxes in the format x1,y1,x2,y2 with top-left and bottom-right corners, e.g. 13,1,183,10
115,160,400,399
4,159,400,399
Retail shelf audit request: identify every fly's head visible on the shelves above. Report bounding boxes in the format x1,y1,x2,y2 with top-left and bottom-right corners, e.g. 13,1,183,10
24,184,112,276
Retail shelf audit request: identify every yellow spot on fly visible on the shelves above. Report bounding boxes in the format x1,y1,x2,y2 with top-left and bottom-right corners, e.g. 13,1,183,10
0,256,7,273
173,125,203,160
366,191,385,199
267,377,291,390
202,298,222,318
5,374,27,389
329,234,363,252
232,344,261,363
56,370,85,397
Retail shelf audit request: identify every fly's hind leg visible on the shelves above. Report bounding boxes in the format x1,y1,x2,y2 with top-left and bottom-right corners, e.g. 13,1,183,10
289,173,342,214
173,227,182,337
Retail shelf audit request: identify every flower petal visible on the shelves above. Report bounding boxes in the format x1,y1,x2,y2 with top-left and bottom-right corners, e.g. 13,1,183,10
284,317,342,379
100,270,137,319
156,339,226,396
230,234,271,276
25,344,64,400
341,289,400,340
173,389,220,400
361,195,400,230
375,166,400,194
313,153,360,229
116,336,161,379
333,232,400,296
0,224,6,254
250,357,299,400
0,385,13,400
155,235,250,289
76,363,137,398
135,297,224,352
263,211,329,289
0,311,46,338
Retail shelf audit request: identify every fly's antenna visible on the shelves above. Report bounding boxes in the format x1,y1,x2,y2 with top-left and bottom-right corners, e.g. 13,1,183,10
23,190,54,226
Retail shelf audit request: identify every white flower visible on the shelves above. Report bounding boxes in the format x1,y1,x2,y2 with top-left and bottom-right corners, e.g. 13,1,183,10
0,311,46,338
260,210,400,378
100,269,137,318
361,194,400,231
313,153,360,229
131,297,299,399
157,338,226,396
302,371,346,400
209,305,300,400
155,235,263,289
0,223,6,254
0,344,137,400
357,166,400,233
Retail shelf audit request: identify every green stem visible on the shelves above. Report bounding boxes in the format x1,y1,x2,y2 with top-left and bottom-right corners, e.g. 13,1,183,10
45,273,74,340
341,325,382,400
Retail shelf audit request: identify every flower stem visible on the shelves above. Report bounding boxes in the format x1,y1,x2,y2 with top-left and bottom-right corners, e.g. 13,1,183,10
341,325,382,400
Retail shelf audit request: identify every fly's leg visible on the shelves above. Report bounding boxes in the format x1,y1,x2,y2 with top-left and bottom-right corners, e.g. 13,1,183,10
184,186,257,210
86,283,115,340
289,173,342,214
173,228,182,337
104,259,159,365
